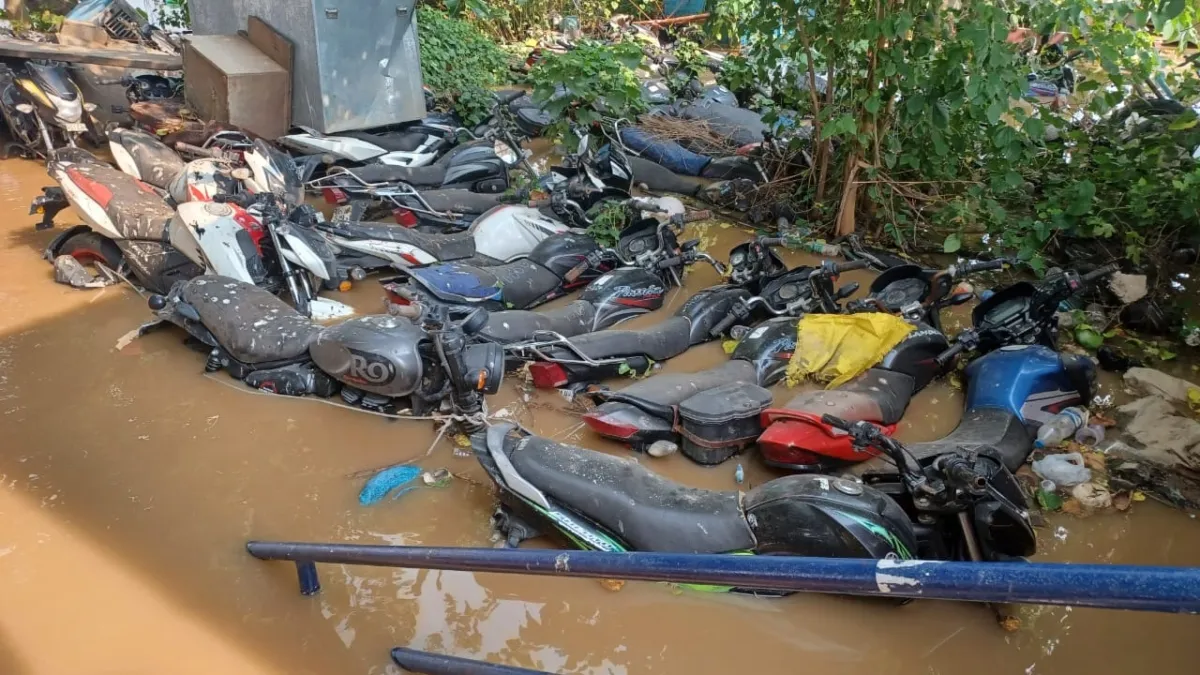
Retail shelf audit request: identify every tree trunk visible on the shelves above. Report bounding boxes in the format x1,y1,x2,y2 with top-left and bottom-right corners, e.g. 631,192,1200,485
5,0,27,20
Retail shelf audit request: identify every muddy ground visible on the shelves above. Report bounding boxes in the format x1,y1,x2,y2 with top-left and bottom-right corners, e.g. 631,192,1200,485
0,155,1198,674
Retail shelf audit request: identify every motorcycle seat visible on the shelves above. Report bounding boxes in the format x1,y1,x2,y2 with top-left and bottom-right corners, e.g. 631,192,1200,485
177,276,319,365
606,359,758,406
477,300,597,344
329,221,477,261
775,368,916,426
66,162,176,240
852,407,1032,477
627,156,707,197
107,127,186,189
550,315,693,362
340,130,428,153
347,140,486,186
505,432,757,553
408,259,559,307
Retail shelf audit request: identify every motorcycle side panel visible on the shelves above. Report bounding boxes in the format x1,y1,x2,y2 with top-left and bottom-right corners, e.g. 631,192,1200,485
731,317,799,386
50,165,122,239
277,133,385,162
170,207,255,282
676,285,754,344
472,206,572,262
377,150,439,167
579,267,668,329
745,474,919,559
328,233,439,267
442,160,508,191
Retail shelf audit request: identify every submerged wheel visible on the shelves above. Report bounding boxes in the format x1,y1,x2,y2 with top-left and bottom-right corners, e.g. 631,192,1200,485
57,231,124,269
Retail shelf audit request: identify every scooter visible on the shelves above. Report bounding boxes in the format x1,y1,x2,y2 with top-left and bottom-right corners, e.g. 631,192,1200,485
578,254,867,463
756,264,1118,472
146,279,502,421
519,257,867,392
106,127,242,204
0,61,100,157
473,418,1034,574
383,213,709,316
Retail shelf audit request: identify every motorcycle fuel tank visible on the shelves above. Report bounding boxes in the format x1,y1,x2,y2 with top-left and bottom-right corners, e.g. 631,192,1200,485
730,317,798,386
310,315,426,397
579,267,668,329
964,344,1095,425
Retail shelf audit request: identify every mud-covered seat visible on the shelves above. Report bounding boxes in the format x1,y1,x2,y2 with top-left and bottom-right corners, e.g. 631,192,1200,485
478,300,597,344
774,368,916,426
852,407,1032,477
604,359,758,406
549,316,693,362
408,259,559,307
106,127,186,189
177,276,318,364
419,189,505,215
505,432,756,553
64,161,176,240
327,221,478,261
348,140,489,186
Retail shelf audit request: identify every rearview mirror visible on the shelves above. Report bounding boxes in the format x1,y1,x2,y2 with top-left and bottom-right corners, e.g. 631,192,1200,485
680,239,700,252
836,282,859,299
946,292,974,306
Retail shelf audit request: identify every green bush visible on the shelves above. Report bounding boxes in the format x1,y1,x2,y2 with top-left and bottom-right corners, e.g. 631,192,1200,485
529,40,646,142
417,8,512,126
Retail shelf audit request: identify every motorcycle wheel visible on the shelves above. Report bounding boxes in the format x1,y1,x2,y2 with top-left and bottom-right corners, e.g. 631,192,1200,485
57,231,124,270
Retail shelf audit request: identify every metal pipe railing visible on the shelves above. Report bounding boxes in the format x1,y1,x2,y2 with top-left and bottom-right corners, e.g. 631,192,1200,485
245,540,1200,613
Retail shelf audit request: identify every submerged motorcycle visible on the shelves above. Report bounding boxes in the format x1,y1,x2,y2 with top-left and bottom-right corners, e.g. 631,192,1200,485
519,255,865,392
579,253,867,463
146,279,502,418
0,60,99,156
757,264,1117,472
473,418,1034,576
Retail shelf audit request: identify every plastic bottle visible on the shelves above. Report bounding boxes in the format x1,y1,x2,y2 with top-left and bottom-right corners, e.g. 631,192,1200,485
798,240,842,257
1033,407,1088,449
1074,423,1106,447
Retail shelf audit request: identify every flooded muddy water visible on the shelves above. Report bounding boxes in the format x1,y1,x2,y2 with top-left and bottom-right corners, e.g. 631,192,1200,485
0,154,1197,674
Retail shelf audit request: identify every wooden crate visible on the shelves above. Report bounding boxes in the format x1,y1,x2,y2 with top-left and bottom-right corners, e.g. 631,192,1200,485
183,34,289,139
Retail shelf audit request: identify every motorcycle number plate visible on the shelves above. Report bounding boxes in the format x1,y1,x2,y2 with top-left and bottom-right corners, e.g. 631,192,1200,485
64,122,88,132
332,205,352,223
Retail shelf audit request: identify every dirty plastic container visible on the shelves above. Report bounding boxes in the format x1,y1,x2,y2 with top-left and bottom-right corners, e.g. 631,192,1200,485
1074,423,1106,446
1031,452,1092,487
678,382,773,466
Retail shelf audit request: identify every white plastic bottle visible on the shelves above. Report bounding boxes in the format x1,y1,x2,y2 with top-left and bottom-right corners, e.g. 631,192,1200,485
1034,407,1088,449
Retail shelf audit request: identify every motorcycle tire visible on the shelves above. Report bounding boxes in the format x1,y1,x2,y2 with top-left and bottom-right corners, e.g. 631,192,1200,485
57,232,124,270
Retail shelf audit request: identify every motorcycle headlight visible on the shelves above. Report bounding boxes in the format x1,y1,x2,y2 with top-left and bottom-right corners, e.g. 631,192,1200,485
47,92,82,123
493,139,519,166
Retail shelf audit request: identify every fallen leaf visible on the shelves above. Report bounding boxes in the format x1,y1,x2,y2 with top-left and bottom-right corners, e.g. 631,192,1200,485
722,339,738,354
1091,412,1117,428
1132,490,1146,502
453,434,472,448
999,615,1022,632
1083,451,1108,474
599,578,625,592
1189,388,1200,414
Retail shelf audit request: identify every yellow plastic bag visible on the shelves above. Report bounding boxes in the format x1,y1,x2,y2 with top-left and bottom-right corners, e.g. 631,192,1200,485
786,313,915,388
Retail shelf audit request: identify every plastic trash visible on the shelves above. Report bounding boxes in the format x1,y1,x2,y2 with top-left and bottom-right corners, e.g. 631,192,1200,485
798,240,842,257
359,465,422,505
1074,423,1106,446
734,463,745,484
1034,407,1088,449
1031,452,1092,487
1036,479,1062,511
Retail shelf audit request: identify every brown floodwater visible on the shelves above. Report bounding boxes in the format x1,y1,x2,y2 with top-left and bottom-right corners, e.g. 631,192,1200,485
0,154,1197,675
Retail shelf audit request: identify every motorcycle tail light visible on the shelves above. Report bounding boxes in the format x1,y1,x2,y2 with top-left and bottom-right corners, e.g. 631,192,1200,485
393,208,418,227
322,187,347,204
735,142,760,156
582,410,639,440
528,362,569,389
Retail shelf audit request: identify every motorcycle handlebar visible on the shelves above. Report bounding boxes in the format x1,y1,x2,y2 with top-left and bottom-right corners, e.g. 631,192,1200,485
710,310,739,338
175,142,225,158
656,255,683,270
96,78,128,86
680,209,710,223
528,198,551,208
960,258,1008,275
1082,262,1120,284
943,459,988,492
759,237,785,247
821,414,850,431
935,341,967,368
834,259,871,274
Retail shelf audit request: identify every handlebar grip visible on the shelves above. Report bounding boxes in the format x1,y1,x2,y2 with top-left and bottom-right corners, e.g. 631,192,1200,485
710,311,739,338
759,237,785,247
820,414,850,431
96,78,126,86
528,198,551,208
1082,262,1120,283
963,258,1008,274
656,255,683,270
944,460,987,491
935,341,966,368
682,209,711,223
834,259,871,273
